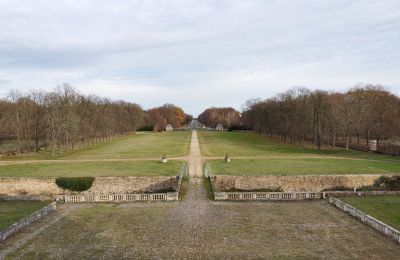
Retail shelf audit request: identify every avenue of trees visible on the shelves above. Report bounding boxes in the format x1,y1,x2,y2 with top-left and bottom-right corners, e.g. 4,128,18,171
242,85,400,151
0,85,191,155
198,107,241,129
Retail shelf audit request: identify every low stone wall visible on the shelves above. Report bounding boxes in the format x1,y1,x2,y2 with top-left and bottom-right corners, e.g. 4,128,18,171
214,191,322,201
56,166,186,203
329,197,400,244
0,176,179,198
57,192,178,203
211,175,385,193
0,202,56,241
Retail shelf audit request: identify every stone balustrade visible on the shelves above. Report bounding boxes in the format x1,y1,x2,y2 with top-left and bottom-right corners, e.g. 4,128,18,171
329,197,400,244
0,202,56,241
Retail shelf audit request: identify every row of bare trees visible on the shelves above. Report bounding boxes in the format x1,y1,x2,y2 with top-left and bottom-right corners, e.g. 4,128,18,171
242,85,400,150
198,107,241,128
0,85,193,155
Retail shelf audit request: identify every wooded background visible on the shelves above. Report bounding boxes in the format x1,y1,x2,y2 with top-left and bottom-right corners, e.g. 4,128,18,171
242,85,400,152
0,85,191,155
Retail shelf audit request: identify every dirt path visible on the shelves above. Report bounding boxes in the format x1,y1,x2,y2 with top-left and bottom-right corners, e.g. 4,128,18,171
188,131,203,177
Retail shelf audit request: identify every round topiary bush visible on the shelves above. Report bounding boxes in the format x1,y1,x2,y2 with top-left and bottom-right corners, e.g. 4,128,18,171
55,177,95,192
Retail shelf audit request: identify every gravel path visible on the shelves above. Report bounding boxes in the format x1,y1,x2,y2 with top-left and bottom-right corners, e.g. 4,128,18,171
188,131,203,177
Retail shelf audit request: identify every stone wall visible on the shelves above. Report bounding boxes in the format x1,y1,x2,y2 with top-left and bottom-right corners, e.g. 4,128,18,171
0,202,56,241
212,175,385,192
0,176,178,198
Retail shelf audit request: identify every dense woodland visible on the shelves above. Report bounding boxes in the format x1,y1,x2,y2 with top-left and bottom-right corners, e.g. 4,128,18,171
197,107,241,129
146,104,192,132
242,85,400,151
0,85,191,155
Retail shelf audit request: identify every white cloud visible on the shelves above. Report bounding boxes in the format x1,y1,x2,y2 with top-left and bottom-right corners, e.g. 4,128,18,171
0,0,399,115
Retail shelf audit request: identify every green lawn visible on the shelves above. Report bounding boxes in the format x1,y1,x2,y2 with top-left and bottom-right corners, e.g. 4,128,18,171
2,132,191,160
0,160,182,177
207,158,400,175
0,201,49,230
341,195,400,230
198,131,399,161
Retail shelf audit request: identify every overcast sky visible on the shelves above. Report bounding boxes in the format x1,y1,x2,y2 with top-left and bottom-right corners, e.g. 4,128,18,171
0,0,399,116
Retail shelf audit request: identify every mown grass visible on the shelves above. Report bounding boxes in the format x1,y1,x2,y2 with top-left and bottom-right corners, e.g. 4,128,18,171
179,177,189,200
0,160,182,177
0,201,49,230
198,131,399,161
342,195,400,230
2,132,191,160
203,177,214,200
208,158,400,175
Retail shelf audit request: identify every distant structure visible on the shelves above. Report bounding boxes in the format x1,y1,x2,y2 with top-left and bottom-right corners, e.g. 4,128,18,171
216,123,224,131
165,124,173,132
369,140,378,151
189,119,204,129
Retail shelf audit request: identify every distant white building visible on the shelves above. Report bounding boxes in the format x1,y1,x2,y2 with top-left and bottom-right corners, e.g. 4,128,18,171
166,124,173,132
216,123,223,131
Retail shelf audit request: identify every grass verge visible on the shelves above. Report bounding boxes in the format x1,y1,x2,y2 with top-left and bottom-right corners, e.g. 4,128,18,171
198,131,399,161
341,195,400,230
0,201,49,230
2,132,191,160
179,177,189,200
208,158,400,175
203,177,214,200
0,160,182,177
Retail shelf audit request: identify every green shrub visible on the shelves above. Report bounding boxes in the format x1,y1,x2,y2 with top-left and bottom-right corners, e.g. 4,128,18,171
55,177,95,192
373,176,400,190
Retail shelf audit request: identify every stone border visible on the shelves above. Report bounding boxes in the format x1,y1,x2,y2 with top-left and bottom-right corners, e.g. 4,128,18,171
0,202,56,241
56,192,177,202
213,191,321,201
55,163,188,203
329,197,400,244
323,190,400,197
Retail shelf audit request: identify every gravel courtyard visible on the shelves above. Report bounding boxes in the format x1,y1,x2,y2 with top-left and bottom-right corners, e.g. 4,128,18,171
1,178,400,259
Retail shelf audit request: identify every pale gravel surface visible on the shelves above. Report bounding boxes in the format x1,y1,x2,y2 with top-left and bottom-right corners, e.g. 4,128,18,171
188,131,203,177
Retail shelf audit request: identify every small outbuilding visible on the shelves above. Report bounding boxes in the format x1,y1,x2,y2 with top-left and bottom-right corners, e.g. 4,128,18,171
165,124,173,132
216,123,223,131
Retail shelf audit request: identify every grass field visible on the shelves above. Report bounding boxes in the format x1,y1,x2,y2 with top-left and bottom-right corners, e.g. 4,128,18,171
198,131,399,161
2,132,191,160
3,201,400,259
0,160,182,177
342,195,400,230
208,158,400,175
0,201,49,230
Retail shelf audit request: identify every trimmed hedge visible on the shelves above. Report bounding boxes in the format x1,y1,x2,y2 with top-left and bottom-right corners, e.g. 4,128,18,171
55,177,95,192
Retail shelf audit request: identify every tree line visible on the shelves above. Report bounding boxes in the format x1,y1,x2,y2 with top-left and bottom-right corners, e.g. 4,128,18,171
145,104,192,132
0,85,191,155
242,85,400,151
197,107,241,129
